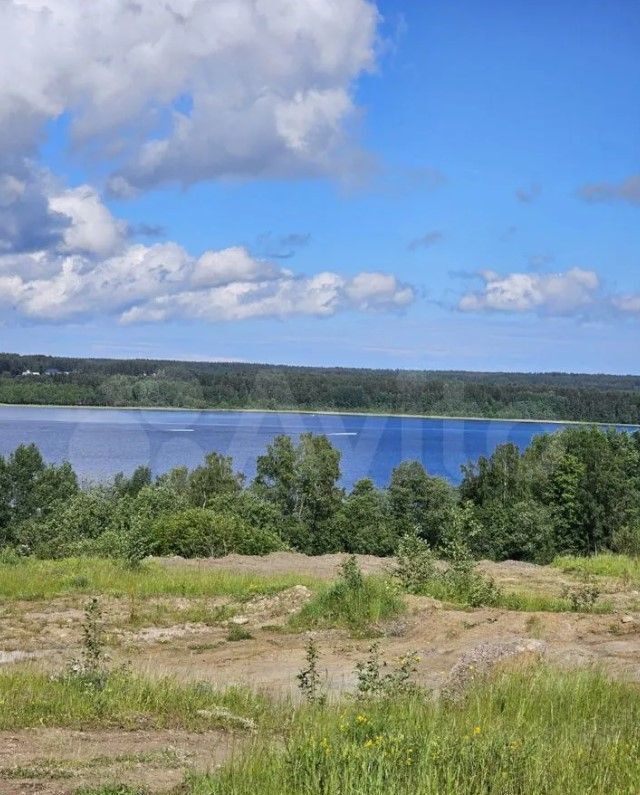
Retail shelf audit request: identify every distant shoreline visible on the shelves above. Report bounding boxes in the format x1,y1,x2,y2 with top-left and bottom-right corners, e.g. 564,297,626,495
1,402,639,429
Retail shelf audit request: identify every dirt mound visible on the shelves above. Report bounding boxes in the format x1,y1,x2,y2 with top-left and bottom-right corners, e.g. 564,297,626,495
443,638,548,699
155,552,391,579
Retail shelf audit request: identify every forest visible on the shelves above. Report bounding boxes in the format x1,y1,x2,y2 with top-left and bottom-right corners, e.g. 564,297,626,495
1,425,639,564
1,352,640,424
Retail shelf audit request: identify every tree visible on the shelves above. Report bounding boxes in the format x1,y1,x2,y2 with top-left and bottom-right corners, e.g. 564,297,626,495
254,433,343,553
114,466,152,498
460,443,526,507
329,478,397,555
388,461,456,546
188,452,245,508
255,435,297,515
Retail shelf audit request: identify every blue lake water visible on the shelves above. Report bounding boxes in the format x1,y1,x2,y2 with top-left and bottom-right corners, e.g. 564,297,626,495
0,405,617,488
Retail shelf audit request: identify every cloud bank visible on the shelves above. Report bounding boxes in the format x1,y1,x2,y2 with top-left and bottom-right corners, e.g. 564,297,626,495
1,0,379,193
0,187,413,324
458,268,640,320
0,1,420,326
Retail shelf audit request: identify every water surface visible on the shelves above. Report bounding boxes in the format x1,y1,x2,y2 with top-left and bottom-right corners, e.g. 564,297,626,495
0,405,619,487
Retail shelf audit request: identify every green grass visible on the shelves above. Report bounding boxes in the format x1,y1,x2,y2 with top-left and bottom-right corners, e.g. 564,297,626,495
496,589,612,613
288,576,405,637
123,600,237,629
0,557,318,601
553,553,640,584
411,579,613,614
188,665,640,795
0,667,276,731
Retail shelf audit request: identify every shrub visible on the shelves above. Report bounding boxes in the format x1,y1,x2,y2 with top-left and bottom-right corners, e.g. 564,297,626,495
354,642,420,699
394,534,501,608
227,623,254,642
395,534,437,594
290,557,404,637
561,580,601,612
151,508,284,558
611,525,640,557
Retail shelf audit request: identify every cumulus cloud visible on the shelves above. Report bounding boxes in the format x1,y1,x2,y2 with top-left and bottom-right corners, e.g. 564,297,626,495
577,175,640,206
0,1,420,328
0,186,413,324
458,268,600,315
1,0,379,191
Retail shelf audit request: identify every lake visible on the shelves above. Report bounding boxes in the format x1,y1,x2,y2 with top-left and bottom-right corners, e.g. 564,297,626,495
0,405,614,488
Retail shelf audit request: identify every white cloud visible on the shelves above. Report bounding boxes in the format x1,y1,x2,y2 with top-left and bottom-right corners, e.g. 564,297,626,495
613,294,640,316
0,185,414,324
459,268,601,315
49,186,127,257
1,0,379,191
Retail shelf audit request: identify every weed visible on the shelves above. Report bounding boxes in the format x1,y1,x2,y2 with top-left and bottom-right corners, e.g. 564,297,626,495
525,614,544,638
0,557,318,601
297,635,326,706
354,643,420,699
561,580,601,612
227,623,254,642
193,665,640,795
66,597,109,690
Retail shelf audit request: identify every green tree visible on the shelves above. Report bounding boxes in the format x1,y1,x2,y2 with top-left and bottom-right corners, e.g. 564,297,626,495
255,433,343,553
329,479,397,555
388,461,456,546
188,452,245,508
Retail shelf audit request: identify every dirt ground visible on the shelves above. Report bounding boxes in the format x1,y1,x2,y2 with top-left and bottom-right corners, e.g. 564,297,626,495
1,552,640,794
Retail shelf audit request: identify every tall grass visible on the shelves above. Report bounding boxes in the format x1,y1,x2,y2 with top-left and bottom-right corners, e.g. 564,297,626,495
288,575,405,637
0,558,318,601
191,665,640,795
0,667,276,731
554,553,640,584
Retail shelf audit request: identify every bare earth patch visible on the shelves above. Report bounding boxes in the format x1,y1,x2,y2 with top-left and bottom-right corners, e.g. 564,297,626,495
0,728,239,795
2,552,640,793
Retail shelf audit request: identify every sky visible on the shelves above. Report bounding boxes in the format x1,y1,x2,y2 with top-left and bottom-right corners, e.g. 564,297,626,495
0,0,639,373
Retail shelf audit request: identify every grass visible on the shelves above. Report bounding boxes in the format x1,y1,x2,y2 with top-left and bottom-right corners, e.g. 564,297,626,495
496,589,612,613
227,623,254,641
0,749,185,781
288,575,405,637
410,579,613,614
187,665,640,795
124,600,237,629
554,553,640,585
0,667,276,731
0,557,318,601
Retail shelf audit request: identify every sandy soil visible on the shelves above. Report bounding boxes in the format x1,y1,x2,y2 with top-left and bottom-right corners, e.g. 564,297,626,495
1,552,639,793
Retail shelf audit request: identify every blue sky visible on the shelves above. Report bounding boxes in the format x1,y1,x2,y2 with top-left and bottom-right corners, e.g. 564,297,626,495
1,0,639,372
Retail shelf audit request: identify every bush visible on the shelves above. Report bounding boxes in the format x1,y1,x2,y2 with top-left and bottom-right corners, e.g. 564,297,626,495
394,534,501,608
290,556,404,637
395,534,437,594
151,508,285,558
611,525,640,557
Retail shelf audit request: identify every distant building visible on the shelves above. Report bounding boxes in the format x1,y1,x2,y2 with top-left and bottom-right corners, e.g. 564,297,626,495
20,370,40,376
44,368,62,376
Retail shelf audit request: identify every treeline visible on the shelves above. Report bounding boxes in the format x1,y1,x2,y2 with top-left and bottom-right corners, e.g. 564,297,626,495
1,426,639,563
1,353,640,424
